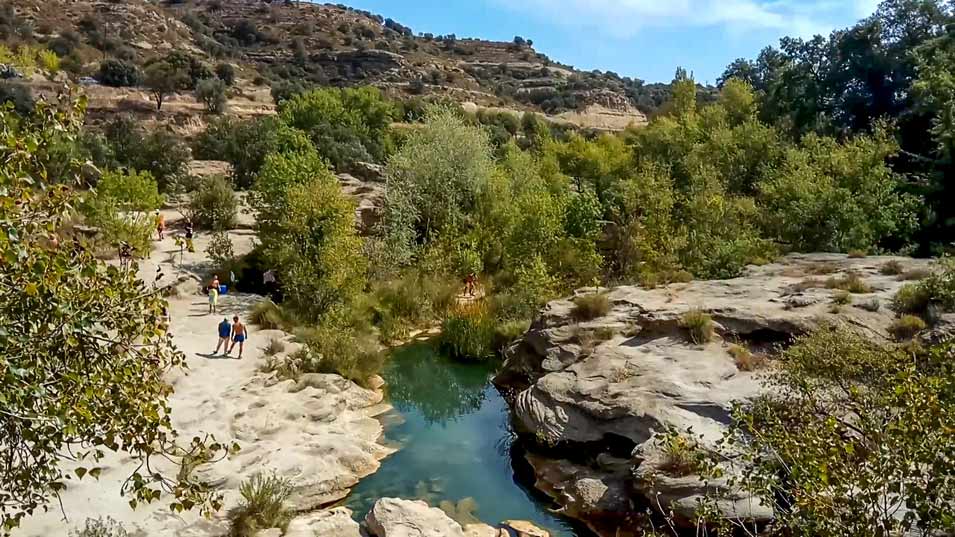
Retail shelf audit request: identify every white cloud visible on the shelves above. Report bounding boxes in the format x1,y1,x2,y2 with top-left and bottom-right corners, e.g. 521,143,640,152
490,0,868,39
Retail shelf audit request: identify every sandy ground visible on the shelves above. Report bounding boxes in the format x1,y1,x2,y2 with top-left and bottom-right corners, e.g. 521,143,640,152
18,214,392,537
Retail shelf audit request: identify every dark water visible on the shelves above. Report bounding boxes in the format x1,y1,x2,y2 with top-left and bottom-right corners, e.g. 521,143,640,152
344,343,582,536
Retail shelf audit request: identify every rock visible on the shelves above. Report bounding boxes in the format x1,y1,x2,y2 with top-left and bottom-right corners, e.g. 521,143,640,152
337,173,385,235
285,508,362,537
495,253,938,532
366,498,466,537
502,520,550,536
348,161,385,182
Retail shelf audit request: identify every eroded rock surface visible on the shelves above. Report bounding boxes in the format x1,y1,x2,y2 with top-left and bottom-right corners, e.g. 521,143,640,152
364,498,549,537
338,172,385,235
495,253,939,534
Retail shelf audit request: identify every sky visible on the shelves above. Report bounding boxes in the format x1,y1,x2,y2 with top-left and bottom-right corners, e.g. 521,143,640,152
334,0,882,84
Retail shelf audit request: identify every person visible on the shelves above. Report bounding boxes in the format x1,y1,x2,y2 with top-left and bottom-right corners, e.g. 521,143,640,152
118,241,132,271
155,210,165,240
208,281,219,314
185,221,195,253
214,317,231,354
227,316,247,359
159,306,171,334
211,274,220,291
465,272,476,297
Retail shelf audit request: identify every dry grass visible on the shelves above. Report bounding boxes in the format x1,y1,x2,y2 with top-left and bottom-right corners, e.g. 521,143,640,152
847,250,868,259
571,293,611,322
825,272,872,294
263,338,286,357
790,278,826,293
728,344,768,372
880,260,905,276
898,268,932,281
680,309,714,345
831,290,853,305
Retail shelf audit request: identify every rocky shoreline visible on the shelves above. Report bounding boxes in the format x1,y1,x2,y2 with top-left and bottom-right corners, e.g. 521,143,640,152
494,253,941,536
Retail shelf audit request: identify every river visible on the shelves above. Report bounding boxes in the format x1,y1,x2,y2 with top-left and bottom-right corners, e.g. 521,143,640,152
343,343,587,536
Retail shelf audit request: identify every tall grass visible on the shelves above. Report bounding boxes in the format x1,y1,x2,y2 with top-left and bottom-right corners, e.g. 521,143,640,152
571,293,611,322
680,309,714,344
295,324,384,388
440,303,496,361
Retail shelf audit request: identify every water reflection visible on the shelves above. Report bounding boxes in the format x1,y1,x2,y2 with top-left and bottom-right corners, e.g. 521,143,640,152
345,343,581,536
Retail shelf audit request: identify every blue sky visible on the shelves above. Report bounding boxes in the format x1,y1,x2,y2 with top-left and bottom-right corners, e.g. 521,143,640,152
335,0,881,84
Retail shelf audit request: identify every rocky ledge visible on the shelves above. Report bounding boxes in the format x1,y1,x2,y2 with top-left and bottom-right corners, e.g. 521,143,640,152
494,253,940,536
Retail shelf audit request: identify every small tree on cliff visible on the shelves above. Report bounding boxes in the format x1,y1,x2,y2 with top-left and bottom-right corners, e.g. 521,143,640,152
145,61,188,112
0,96,229,532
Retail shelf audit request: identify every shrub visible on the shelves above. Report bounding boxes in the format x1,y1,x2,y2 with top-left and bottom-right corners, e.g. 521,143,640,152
97,59,143,87
847,250,868,258
571,293,611,322
95,169,163,211
0,81,34,115
296,323,384,387
888,315,927,341
880,260,904,276
228,473,293,537
70,517,128,537
657,430,707,477
825,272,872,293
899,268,932,281
893,283,932,315
831,290,853,305
250,300,286,330
205,231,235,271
493,319,530,353
215,63,236,85
680,309,714,344
729,343,766,371
440,304,496,361
195,77,228,114
83,197,153,258
37,49,59,73
189,175,237,231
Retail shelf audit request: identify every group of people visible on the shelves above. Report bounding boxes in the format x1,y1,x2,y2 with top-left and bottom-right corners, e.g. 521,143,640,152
214,315,248,358
155,211,195,253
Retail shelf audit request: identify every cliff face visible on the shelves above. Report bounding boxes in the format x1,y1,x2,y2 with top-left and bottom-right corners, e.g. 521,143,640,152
494,253,942,536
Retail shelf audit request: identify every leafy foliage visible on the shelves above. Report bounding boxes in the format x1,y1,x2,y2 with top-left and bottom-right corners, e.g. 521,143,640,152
0,97,227,532
195,77,228,114
97,59,143,87
188,175,237,231
228,473,292,537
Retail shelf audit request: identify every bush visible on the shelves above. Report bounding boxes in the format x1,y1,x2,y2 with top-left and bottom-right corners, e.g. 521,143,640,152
70,517,128,537
228,473,293,537
215,63,236,86
880,260,905,276
205,231,235,270
680,309,714,344
831,290,853,305
440,304,496,361
493,319,530,353
95,169,163,211
847,249,868,258
729,343,766,371
189,175,237,231
263,338,286,357
888,315,927,341
893,283,932,315
899,268,932,281
296,323,384,387
571,293,611,322
195,77,228,114
97,59,143,87
249,300,287,330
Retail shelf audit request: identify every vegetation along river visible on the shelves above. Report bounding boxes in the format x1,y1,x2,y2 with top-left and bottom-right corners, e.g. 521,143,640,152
343,343,587,536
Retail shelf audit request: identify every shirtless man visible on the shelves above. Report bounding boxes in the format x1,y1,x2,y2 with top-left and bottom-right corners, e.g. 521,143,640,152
227,316,247,359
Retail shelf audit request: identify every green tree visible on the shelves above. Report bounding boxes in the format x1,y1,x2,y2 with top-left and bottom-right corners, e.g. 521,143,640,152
188,175,237,231
0,97,227,532
144,61,189,112
250,147,332,235
195,77,228,115
93,169,163,212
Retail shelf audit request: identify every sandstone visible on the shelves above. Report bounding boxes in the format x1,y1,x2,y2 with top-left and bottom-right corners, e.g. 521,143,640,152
496,253,939,532
285,508,362,537
366,498,466,537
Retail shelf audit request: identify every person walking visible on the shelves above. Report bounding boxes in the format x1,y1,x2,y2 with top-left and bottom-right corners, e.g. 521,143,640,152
185,221,195,253
227,316,247,359
155,211,165,240
213,317,231,354
465,272,477,297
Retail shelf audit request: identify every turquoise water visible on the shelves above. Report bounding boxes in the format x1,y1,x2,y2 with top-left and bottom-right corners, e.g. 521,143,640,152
344,343,585,536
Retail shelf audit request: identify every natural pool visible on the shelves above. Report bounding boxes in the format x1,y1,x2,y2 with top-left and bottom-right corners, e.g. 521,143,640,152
344,343,586,536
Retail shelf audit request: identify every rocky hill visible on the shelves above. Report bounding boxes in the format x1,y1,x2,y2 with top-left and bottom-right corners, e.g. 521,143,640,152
4,0,658,130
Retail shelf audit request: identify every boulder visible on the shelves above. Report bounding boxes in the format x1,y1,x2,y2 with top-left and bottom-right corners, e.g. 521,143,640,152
495,254,939,532
366,498,466,537
285,508,362,537
502,520,550,536
337,173,385,235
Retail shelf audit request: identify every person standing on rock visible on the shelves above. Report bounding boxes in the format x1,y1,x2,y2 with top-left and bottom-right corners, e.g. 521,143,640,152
227,316,247,359
214,317,231,355
184,221,195,253
208,275,220,315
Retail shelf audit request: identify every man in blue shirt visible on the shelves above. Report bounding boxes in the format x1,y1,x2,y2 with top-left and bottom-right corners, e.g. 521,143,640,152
214,317,232,355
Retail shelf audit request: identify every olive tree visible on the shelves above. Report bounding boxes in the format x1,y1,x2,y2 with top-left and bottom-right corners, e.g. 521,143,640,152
0,98,228,532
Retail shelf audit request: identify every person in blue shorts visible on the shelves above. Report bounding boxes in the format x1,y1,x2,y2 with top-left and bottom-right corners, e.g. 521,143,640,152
227,315,247,359
213,317,231,355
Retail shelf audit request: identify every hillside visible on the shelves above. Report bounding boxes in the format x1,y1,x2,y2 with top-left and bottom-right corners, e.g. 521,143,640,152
3,0,664,130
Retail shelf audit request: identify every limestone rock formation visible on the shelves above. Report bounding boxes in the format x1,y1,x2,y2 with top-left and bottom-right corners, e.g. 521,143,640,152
365,498,467,537
285,507,362,537
495,253,938,533
338,172,385,235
